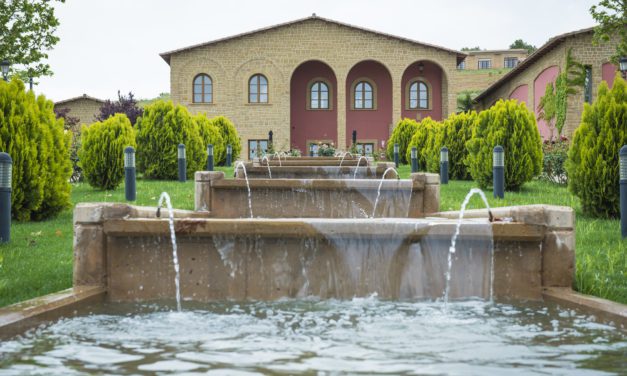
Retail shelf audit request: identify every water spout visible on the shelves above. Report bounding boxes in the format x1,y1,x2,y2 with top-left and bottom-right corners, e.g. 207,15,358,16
260,156,272,178
272,152,283,167
352,156,370,179
338,152,353,167
157,192,182,311
234,161,254,218
371,167,399,218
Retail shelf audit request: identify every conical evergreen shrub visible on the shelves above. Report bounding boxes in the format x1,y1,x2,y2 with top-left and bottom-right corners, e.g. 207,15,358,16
386,118,418,164
405,117,440,170
210,116,240,165
194,113,225,165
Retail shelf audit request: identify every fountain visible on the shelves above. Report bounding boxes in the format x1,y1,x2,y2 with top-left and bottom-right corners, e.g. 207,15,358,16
156,192,182,311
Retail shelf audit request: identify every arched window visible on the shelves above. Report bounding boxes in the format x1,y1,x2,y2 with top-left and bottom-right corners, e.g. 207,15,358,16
249,74,268,103
193,74,212,103
310,81,329,109
409,81,429,109
354,81,373,109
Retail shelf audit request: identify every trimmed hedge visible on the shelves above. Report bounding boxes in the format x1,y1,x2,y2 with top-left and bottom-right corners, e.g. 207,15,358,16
405,117,440,171
135,101,205,179
79,114,136,190
567,75,627,218
0,79,71,221
210,116,241,165
194,113,225,165
439,111,477,180
466,99,542,190
386,118,419,164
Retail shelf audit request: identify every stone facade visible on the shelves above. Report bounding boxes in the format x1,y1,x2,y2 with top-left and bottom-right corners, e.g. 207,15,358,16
463,49,528,70
163,16,469,158
475,29,620,138
54,94,104,126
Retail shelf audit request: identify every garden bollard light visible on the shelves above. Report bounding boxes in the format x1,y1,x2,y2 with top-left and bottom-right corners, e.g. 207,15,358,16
493,145,504,199
620,145,627,238
411,147,418,173
0,152,12,243
207,144,214,171
124,146,136,201
178,144,186,182
309,144,314,157
440,147,449,184
226,144,232,167
394,143,399,168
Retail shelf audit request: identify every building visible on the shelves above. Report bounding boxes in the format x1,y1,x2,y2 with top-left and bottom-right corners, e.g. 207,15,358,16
474,27,621,139
161,15,472,158
54,94,104,126
459,49,528,70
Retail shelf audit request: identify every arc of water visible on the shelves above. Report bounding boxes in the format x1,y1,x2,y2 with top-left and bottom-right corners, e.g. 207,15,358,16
338,152,353,168
234,161,254,218
352,155,370,179
272,152,282,167
261,156,272,178
157,192,182,312
443,188,494,306
371,167,399,218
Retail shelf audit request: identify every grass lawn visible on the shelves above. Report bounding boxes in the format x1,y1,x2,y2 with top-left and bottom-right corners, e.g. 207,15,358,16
1,164,625,306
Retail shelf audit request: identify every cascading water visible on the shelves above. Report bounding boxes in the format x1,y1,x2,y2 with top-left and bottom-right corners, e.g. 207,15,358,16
260,155,272,178
371,167,399,218
352,155,369,179
272,152,283,167
234,161,254,218
443,188,494,305
338,152,352,167
157,192,182,311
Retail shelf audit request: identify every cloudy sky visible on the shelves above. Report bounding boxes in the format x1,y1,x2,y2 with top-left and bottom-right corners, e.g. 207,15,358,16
37,0,599,102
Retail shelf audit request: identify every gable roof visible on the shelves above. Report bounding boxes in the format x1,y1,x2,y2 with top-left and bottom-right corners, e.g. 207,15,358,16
474,27,595,103
159,14,466,65
54,93,105,106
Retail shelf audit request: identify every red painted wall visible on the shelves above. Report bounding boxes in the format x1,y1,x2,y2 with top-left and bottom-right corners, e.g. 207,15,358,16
345,60,392,149
401,61,443,121
602,62,618,89
509,84,528,104
290,61,337,152
534,66,559,140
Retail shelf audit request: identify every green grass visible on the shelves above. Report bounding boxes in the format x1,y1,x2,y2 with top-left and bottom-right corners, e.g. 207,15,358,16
1,164,625,306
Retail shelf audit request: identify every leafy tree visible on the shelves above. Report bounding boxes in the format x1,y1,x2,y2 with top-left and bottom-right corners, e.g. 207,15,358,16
460,46,481,51
0,0,65,79
457,90,480,113
590,0,627,64
509,39,537,54
97,91,144,125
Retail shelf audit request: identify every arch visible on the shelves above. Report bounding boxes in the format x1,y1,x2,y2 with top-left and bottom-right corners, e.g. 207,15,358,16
401,60,444,120
350,77,377,109
406,79,432,110
534,65,559,140
249,74,268,103
193,74,213,103
602,62,618,89
307,78,332,110
290,60,338,152
509,84,528,104
346,60,392,149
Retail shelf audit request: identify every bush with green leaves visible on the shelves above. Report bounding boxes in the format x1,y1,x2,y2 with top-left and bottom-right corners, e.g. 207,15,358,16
210,116,241,165
541,137,569,185
438,111,477,180
78,114,136,190
0,79,71,221
567,75,627,218
194,113,225,165
135,101,205,179
405,117,440,170
466,99,542,190
386,118,418,164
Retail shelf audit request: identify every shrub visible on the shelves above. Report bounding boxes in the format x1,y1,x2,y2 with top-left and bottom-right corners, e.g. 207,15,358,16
541,136,569,185
439,111,477,180
405,117,439,170
194,113,225,165
0,79,71,221
78,114,136,190
567,75,627,218
386,118,418,164
422,120,447,173
97,91,144,125
466,99,542,190
210,116,241,165
135,101,205,179
54,107,82,182
318,142,335,156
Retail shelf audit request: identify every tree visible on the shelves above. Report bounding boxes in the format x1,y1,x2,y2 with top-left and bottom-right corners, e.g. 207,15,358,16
97,91,144,125
590,0,627,64
457,90,480,113
509,39,537,54
460,46,481,51
0,0,65,79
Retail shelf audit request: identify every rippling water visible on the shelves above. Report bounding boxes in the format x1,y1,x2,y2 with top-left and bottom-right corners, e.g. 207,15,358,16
1,298,625,375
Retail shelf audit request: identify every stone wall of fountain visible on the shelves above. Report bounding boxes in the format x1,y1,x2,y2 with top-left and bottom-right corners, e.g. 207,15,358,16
236,162,396,179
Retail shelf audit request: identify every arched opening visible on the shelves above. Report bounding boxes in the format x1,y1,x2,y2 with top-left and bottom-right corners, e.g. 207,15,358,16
346,60,392,152
534,66,559,140
401,60,444,120
509,84,528,104
602,62,618,89
290,60,337,153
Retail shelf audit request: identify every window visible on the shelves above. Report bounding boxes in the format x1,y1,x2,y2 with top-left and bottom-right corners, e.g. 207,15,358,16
408,80,429,109
356,143,375,157
478,59,492,69
354,81,374,109
248,139,269,159
193,74,212,103
584,66,592,103
310,81,329,109
457,61,466,70
504,57,519,69
249,74,268,103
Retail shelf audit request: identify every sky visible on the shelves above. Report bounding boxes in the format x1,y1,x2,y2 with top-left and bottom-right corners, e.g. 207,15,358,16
36,0,599,102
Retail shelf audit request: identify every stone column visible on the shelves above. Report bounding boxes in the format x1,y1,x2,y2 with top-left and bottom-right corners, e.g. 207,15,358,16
336,71,347,149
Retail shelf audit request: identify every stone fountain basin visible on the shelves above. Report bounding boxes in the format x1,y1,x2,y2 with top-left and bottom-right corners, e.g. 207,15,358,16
236,162,396,179
260,159,368,167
